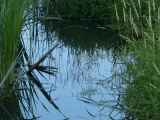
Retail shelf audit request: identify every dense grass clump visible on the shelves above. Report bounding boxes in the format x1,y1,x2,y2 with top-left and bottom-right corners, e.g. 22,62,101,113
0,1,36,119
0,0,55,119
115,0,160,36
115,0,160,119
120,31,160,119
0,0,32,84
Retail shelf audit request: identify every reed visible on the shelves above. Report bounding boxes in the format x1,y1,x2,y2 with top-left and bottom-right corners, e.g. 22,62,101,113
0,0,61,119
0,0,38,119
0,0,32,85
114,0,160,119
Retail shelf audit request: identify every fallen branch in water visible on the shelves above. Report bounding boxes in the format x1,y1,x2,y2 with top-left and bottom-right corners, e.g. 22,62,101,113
27,44,59,73
26,44,67,119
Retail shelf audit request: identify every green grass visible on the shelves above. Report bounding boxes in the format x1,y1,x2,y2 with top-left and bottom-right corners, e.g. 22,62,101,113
2,0,160,119
0,0,42,119
114,0,160,119
0,0,61,119
0,0,53,89
0,0,32,84
0,0,38,119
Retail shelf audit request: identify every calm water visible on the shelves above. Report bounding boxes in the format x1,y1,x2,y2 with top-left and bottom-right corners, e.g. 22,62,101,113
22,20,124,120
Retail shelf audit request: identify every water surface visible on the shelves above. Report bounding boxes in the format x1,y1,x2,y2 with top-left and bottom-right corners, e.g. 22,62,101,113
22,20,124,120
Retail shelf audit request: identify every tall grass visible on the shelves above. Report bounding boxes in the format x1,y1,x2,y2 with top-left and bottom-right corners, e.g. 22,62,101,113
0,0,62,119
0,0,43,119
0,0,39,119
114,0,160,119
0,0,52,89
0,0,32,85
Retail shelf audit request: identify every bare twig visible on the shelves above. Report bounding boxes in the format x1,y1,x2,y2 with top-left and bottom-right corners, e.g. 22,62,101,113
26,44,67,119
27,44,59,73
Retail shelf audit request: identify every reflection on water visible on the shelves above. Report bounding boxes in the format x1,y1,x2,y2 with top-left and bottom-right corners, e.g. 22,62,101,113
21,20,125,119
42,20,122,54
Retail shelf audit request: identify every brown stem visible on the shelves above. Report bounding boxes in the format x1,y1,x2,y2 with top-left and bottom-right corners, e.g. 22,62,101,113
27,44,59,73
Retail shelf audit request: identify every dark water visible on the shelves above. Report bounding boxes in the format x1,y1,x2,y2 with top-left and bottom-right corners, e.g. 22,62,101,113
21,20,124,120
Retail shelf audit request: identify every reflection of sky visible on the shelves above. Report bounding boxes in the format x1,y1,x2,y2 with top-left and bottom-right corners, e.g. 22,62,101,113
22,24,123,120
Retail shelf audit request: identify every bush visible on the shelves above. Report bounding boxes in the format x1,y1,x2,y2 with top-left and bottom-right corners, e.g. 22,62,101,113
54,0,115,23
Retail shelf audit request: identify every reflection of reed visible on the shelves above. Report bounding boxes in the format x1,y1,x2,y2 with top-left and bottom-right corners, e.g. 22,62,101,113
26,44,59,110
26,44,67,119
41,20,124,55
28,65,57,75
27,72,68,118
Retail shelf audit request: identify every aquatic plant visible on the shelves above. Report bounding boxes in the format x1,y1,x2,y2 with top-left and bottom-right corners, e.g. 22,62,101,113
0,1,39,119
0,0,61,119
0,0,32,84
114,0,160,119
